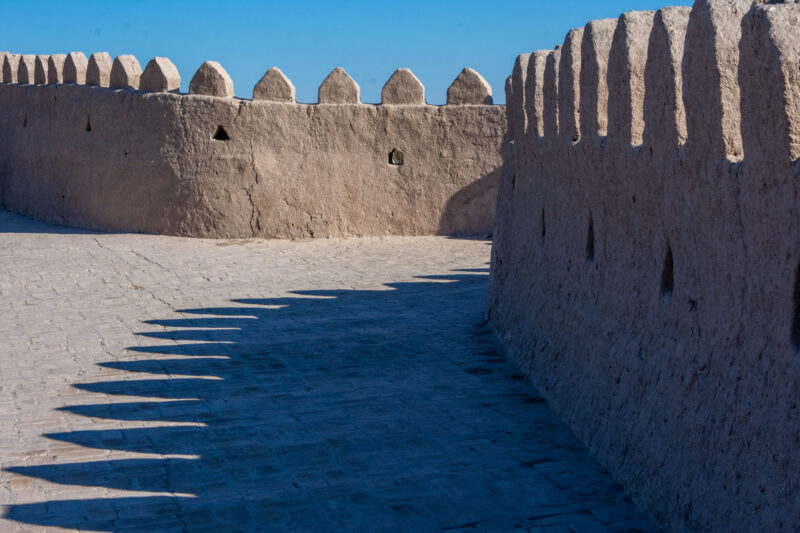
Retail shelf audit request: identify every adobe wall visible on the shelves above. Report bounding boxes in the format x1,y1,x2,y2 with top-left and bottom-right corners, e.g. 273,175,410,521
489,1,800,531
0,56,505,238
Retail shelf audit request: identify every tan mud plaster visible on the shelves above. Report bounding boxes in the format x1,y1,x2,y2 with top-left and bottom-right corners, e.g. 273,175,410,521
682,0,751,159
2,54,20,83
189,61,234,97
64,52,88,84
643,6,691,150
140,57,181,92
524,50,550,139
318,67,360,104
34,55,50,84
607,10,655,146
17,55,36,85
87,52,113,87
381,68,425,105
47,54,66,84
253,67,295,102
542,48,561,137
510,54,530,142
579,18,617,137
0,52,8,83
558,27,583,142
110,55,142,89
446,68,493,105
0,79,505,239
489,2,800,533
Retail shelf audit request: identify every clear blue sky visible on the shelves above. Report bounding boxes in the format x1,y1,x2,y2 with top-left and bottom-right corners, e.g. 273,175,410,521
0,1,692,104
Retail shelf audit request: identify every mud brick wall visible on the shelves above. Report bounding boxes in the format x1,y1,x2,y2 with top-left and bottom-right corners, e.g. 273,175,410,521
489,1,800,531
0,54,505,238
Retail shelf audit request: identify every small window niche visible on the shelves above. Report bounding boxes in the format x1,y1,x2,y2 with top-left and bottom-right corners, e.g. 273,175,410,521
388,148,404,166
212,126,230,141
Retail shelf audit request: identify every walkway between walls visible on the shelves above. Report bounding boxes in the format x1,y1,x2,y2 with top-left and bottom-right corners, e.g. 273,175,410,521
0,209,653,532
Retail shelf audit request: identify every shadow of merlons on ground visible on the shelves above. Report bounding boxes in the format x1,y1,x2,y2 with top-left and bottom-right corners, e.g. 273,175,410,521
4,269,650,532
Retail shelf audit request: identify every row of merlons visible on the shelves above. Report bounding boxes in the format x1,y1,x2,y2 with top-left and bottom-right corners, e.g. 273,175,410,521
0,51,496,105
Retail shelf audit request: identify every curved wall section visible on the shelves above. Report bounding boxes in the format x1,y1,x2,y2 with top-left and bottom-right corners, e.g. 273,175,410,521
0,69,505,238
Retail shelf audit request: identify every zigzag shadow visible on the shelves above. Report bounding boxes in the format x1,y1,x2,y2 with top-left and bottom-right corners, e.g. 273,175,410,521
3,268,647,532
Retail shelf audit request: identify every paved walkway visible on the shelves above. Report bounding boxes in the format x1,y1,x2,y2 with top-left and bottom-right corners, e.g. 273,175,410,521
0,210,654,532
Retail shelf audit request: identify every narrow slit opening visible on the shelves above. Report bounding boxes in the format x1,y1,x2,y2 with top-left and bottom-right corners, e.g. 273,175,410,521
661,243,674,298
85,116,91,132
585,214,595,261
540,208,546,242
791,264,800,349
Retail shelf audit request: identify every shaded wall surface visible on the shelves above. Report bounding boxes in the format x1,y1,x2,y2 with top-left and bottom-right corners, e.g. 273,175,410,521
489,1,800,532
0,84,505,239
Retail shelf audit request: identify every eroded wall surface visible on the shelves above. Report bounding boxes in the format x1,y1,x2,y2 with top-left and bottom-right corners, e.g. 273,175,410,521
489,1,800,531
0,67,505,238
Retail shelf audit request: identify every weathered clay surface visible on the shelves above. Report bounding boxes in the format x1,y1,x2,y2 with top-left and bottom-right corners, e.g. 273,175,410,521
446,68,493,105
643,6,690,149
63,52,88,84
86,52,112,87
543,48,560,137
0,52,8,83
489,2,800,533
558,28,583,142
34,55,49,84
252,67,295,102
2,54,20,83
579,19,616,137
524,51,548,139
0,84,505,238
189,61,234,97
318,67,359,104
510,55,530,144
140,57,180,92
47,54,66,84
381,68,425,105
17,55,36,85
109,55,142,89
608,11,654,145
683,0,750,160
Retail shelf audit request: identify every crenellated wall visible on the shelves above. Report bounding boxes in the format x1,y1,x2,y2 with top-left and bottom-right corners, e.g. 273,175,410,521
489,1,800,531
0,52,505,238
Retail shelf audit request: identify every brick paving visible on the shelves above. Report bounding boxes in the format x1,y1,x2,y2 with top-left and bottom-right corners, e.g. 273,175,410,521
0,209,655,532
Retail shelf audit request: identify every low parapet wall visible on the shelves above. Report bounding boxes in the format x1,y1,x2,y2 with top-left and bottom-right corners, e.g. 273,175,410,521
0,53,505,238
490,1,800,531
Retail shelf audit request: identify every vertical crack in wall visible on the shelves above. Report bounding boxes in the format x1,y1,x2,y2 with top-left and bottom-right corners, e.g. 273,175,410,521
247,139,260,237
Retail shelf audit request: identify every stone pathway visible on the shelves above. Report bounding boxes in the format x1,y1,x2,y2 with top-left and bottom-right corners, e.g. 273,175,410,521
0,209,655,532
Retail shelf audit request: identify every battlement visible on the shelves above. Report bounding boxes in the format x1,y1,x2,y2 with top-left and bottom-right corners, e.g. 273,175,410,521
0,51,495,106
0,54,505,238
491,1,800,531
506,1,800,162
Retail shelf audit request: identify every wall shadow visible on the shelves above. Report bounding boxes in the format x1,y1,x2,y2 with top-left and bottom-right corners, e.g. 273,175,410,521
438,167,502,237
3,267,650,531
0,208,109,235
